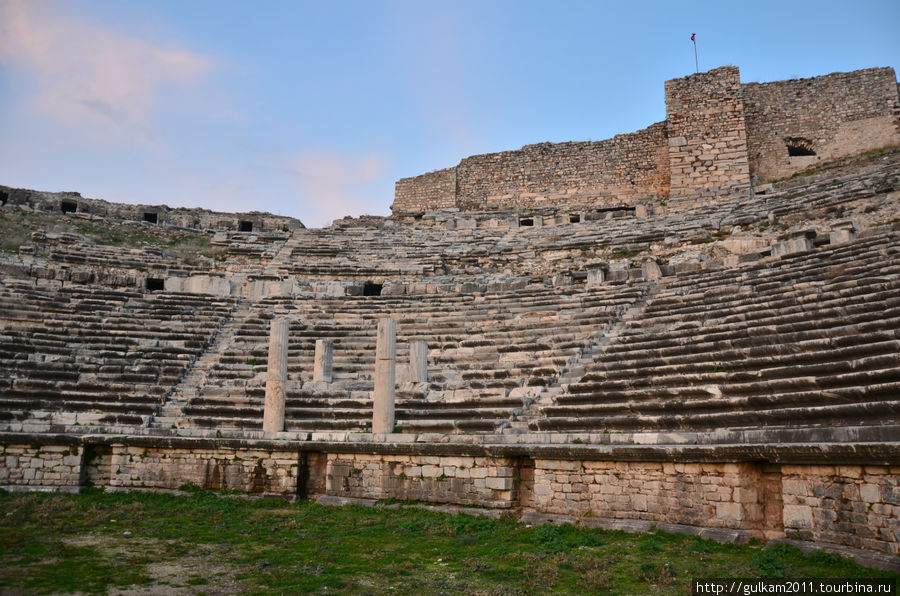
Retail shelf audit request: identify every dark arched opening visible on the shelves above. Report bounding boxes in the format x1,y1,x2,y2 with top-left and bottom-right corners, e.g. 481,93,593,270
786,137,816,156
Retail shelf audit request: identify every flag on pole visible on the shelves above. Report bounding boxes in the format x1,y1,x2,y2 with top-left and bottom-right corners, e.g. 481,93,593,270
691,33,698,73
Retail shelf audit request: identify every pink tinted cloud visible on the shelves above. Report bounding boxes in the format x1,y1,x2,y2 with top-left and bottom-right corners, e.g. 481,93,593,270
291,151,388,227
0,0,210,140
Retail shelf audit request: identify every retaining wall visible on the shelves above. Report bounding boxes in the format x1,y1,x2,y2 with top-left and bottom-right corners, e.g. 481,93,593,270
2,435,897,557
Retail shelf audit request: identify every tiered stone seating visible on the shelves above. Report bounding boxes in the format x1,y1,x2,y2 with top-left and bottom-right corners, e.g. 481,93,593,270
28,233,202,278
0,281,236,430
213,230,291,261
180,283,647,433
531,232,900,432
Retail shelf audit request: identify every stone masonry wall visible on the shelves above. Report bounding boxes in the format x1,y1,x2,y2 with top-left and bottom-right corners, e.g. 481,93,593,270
454,122,670,211
2,440,898,556
532,460,783,536
0,444,83,489
392,65,896,214
325,453,519,508
392,123,669,213
743,68,900,182
393,167,457,213
781,465,899,555
87,445,299,496
665,66,751,206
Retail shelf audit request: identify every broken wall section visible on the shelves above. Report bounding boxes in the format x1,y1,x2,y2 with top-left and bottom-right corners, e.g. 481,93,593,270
743,67,900,182
454,122,670,211
392,123,670,213
393,167,458,213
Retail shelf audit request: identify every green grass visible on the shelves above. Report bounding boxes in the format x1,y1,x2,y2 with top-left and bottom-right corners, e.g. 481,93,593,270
0,210,63,254
776,145,900,184
0,488,895,595
0,207,226,261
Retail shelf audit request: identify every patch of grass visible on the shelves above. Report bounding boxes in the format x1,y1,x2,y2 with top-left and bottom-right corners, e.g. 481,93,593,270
0,206,227,261
0,489,895,595
0,209,64,253
779,145,900,183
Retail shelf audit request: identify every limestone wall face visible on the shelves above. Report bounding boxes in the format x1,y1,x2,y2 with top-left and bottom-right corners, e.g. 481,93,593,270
455,123,670,210
87,445,299,496
781,465,899,556
393,167,457,212
532,460,783,535
2,440,898,556
325,453,518,508
0,444,83,488
743,67,900,182
664,66,752,205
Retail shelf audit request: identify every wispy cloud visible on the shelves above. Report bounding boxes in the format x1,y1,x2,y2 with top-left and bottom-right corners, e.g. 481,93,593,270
290,152,388,227
0,0,210,141
388,3,483,156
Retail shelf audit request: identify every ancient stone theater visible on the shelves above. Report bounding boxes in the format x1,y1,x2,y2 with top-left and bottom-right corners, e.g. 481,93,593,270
2,65,899,568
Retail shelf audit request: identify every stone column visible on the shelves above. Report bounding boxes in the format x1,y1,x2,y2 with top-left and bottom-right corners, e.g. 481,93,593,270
314,339,333,383
409,340,428,383
373,318,396,435
263,318,289,433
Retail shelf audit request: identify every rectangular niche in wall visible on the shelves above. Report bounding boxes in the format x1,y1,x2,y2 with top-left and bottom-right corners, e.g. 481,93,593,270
239,220,253,232
143,212,158,224
61,200,78,214
146,278,165,291
363,281,383,296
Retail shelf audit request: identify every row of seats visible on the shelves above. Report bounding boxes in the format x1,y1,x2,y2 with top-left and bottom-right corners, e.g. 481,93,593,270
531,231,900,432
0,280,236,430
178,282,646,433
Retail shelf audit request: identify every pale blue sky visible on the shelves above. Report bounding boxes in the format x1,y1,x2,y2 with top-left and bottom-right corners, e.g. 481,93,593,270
1,0,898,227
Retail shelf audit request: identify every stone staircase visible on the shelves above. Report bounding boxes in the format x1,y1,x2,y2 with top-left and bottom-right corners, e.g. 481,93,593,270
507,279,658,433
529,231,900,433
152,299,254,430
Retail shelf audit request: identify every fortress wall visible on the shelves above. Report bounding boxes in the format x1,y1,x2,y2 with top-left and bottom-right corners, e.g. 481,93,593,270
743,67,900,182
392,167,457,212
391,66,898,213
664,66,751,206
454,122,670,211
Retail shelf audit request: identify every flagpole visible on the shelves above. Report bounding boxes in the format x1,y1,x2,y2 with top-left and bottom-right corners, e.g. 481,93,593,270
692,34,699,73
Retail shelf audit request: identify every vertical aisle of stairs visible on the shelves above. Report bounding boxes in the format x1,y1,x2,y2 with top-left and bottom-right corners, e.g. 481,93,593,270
153,299,254,430
262,231,304,277
504,280,660,434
